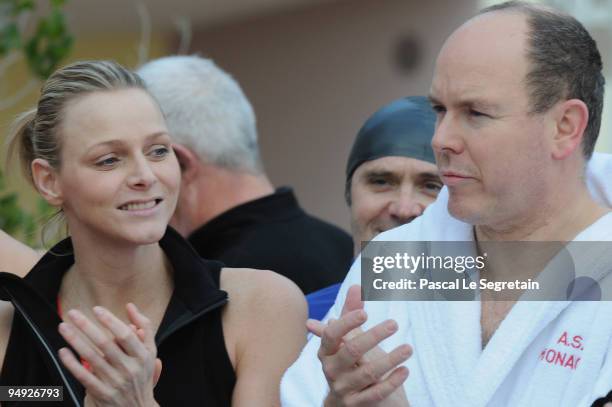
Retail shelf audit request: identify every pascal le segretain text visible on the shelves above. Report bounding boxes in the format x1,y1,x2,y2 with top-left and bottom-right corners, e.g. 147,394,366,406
372,277,540,292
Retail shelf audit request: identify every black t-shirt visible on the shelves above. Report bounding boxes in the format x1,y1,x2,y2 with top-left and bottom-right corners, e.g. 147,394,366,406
188,187,354,294
0,228,235,406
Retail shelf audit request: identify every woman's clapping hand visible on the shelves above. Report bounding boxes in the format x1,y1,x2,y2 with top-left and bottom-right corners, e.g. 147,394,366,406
58,303,162,407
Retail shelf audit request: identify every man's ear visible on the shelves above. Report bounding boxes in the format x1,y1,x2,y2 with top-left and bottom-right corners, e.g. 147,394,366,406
172,143,199,183
551,99,589,160
31,158,63,206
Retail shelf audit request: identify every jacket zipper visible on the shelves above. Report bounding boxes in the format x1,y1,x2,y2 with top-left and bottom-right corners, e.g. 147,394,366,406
156,297,228,347
3,287,82,407
3,290,227,407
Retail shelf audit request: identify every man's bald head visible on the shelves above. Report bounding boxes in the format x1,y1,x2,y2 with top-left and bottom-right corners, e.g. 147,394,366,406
429,1,605,232
476,1,604,159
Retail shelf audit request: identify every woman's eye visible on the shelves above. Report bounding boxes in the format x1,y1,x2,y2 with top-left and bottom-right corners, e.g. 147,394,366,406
95,157,119,168
149,146,169,159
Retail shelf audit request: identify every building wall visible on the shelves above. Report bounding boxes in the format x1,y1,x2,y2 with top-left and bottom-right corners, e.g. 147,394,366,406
190,0,479,231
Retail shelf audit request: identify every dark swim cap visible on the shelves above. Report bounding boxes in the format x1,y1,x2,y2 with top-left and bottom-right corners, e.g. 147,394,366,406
345,96,436,182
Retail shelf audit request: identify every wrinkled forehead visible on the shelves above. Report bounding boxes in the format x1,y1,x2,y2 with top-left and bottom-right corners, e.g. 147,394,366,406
431,12,530,97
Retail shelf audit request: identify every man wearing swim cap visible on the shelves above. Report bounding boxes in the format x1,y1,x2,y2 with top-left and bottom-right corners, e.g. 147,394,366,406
306,96,442,320
345,96,442,255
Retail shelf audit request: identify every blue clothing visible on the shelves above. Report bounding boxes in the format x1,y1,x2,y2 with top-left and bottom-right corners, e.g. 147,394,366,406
306,283,341,320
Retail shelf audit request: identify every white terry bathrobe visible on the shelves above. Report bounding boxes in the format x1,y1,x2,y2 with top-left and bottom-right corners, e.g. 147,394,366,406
281,152,612,407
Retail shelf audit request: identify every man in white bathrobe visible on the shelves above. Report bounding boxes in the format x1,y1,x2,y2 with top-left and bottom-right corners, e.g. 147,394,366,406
281,2,612,406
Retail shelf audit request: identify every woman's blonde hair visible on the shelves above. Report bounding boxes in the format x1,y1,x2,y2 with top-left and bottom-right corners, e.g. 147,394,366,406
5,60,147,248
6,60,146,185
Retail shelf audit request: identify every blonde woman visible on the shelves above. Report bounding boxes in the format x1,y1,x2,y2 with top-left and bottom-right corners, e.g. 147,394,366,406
0,60,306,406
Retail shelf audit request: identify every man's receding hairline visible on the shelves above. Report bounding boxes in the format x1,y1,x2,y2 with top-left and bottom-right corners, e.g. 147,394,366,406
473,1,568,47
475,3,571,110
457,7,550,115
465,7,529,34
478,1,561,18
443,9,530,62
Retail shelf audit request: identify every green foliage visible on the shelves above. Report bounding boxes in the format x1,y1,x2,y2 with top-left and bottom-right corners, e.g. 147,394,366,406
0,169,59,247
0,0,73,245
0,168,37,245
1,0,73,79
24,3,73,78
